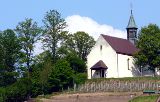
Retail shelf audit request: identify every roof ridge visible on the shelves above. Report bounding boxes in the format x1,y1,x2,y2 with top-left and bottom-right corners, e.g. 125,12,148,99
101,34,127,41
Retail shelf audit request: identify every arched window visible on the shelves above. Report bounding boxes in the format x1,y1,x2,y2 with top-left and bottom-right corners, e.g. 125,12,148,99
100,45,102,51
127,58,130,70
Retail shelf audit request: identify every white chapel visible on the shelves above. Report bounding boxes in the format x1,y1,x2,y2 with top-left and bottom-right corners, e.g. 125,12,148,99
87,10,160,79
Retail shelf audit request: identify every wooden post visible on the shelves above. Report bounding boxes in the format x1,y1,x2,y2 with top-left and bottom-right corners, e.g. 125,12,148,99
91,69,92,79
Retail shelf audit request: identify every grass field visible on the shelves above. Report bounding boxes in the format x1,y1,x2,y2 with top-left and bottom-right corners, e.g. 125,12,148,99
129,95,159,102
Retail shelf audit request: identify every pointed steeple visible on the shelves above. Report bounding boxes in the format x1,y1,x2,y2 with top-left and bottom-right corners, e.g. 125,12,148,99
126,9,138,45
127,10,137,29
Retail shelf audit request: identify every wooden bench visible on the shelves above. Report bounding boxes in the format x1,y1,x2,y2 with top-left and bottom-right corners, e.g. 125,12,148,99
143,90,156,94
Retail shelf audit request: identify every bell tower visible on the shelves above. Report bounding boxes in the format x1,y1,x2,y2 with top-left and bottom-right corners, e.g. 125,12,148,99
126,10,138,45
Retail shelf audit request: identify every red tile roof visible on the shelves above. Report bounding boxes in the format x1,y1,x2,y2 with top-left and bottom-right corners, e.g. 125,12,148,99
101,34,138,56
91,60,108,70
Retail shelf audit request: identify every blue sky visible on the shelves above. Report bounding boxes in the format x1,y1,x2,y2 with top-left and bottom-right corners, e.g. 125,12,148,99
1,0,159,54
0,0,160,32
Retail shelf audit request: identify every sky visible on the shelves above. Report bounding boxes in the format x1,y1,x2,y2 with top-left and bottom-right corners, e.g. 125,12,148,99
0,0,160,54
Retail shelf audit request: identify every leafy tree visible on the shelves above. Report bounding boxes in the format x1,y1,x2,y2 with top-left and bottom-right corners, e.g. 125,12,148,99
42,10,67,63
15,18,42,78
74,31,95,60
57,46,87,85
48,59,74,92
31,51,52,96
5,78,31,102
134,24,160,75
66,53,86,73
73,73,87,84
60,31,95,61
0,29,21,86
36,52,52,95
0,85,6,101
30,60,43,97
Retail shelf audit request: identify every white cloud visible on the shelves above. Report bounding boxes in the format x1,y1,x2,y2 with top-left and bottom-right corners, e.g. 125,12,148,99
34,40,43,55
34,15,127,55
65,15,126,40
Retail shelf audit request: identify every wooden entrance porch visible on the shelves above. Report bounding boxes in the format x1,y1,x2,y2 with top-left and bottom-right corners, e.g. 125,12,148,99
90,60,108,78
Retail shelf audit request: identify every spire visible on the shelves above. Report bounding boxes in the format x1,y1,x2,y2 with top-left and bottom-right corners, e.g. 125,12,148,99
126,6,138,45
127,9,137,29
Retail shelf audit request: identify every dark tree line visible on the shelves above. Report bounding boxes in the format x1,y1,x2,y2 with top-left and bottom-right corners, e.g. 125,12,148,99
0,10,95,101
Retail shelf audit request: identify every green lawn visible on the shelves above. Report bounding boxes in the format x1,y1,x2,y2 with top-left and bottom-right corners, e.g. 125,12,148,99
129,95,159,102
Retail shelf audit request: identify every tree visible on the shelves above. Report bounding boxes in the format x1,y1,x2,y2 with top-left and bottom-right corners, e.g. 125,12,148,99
134,24,160,75
65,54,87,85
5,78,31,102
15,18,42,78
48,59,74,92
31,51,52,96
42,10,67,63
66,53,86,73
74,31,95,60
60,31,95,61
0,29,21,86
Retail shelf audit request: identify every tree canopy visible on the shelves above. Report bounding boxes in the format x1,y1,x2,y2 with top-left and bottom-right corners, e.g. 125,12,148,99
134,24,160,73
0,9,91,101
60,31,95,61
43,10,67,63
16,18,42,77
0,29,21,86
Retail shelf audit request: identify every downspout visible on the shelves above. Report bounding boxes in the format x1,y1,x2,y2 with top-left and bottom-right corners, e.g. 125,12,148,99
117,53,119,77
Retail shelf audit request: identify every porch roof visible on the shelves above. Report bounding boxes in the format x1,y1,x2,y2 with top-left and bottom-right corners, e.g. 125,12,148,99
90,60,108,70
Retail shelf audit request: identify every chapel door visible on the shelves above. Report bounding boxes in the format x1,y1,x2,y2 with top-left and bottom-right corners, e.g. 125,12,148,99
101,70,105,78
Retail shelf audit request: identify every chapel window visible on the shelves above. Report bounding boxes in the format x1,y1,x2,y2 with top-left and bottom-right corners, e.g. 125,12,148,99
100,45,102,51
127,58,130,70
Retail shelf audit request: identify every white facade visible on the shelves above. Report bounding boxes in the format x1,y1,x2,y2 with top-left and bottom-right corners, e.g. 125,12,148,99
87,35,160,79
87,35,141,79
87,10,160,79
117,54,140,77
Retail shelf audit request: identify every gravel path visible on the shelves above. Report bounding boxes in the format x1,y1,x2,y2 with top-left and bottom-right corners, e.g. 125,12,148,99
40,92,142,102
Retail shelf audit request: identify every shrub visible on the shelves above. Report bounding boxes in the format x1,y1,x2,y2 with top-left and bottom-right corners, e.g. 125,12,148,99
0,87,6,102
74,73,87,84
5,78,31,102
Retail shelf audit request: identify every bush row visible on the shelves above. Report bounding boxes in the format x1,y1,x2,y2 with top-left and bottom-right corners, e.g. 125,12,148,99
0,78,31,102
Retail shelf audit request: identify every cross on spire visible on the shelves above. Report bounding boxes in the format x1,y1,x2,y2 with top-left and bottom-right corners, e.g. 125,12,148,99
126,6,137,29
130,2,133,14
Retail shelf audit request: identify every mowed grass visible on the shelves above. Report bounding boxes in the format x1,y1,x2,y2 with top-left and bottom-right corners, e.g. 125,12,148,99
129,95,159,102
